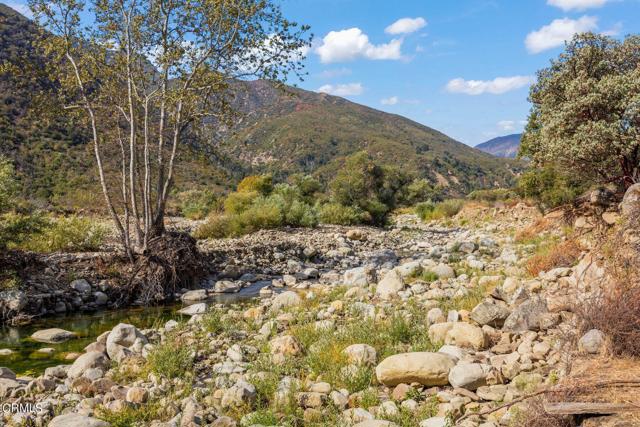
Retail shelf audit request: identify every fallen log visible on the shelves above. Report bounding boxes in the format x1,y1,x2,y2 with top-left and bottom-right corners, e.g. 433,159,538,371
543,402,640,416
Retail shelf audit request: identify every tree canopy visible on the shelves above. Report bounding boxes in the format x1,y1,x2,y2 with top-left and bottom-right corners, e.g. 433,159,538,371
25,0,310,257
521,33,640,187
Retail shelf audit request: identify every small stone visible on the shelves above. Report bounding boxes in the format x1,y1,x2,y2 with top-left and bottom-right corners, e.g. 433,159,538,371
578,329,606,354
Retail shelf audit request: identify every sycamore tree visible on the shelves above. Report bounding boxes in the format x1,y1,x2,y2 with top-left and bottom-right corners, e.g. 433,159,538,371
521,33,640,188
28,0,310,260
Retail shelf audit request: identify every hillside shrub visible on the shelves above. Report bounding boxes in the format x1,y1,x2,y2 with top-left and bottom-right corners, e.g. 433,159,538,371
319,203,367,225
195,176,318,238
237,174,273,195
525,239,582,277
403,179,443,205
516,165,584,210
327,151,409,225
417,199,464,221
467,188,517,202
20,216,107,253
175,189,218,220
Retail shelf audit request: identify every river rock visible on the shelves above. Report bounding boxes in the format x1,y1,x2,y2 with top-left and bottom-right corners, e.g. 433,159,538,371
179,303,207,316
429,322,486,350
181,289,208,301
430,264,455,279
353,421,398,427
448,363,491,390
68,351,110,379
375,352,455,386
375,270,405,300
214,281,240,293
0,378,20,398
70,279,92,294
503,297,549,332
578,329,606,354
106,323,147,363
470,301,510,327
271,291,302,311
270,335,302,357
48,413,110,427
344,344,377,366
31,328,77,344
344,266,375,287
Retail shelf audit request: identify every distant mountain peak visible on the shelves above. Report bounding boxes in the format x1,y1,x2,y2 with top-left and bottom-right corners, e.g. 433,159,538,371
475,133,521,158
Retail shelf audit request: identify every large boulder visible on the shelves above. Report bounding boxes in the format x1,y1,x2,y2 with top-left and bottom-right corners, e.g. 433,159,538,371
0,290,26,312
31,328,77,344
375,270,405,300
48,413,110,427
70,279,92,294
67,351,110,379
375,352,455,386
448,363,492,390
395,261,422,278
106,323,147,363
503,297,549,332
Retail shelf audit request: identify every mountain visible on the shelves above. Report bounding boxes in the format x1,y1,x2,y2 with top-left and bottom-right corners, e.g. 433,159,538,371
0,3,521,210
475,134,522,158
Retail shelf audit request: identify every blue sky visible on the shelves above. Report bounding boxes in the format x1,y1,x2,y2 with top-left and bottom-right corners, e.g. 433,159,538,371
276,0,639,145
6,0,639,145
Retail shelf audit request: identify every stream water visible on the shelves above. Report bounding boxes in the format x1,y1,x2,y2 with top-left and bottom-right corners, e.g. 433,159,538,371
0,279,273,375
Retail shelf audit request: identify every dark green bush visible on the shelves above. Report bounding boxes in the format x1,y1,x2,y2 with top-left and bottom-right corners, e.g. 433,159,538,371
328,151,409,225
467,188,517,202
516,165,585,209
176,189,218,220
319,203,368,225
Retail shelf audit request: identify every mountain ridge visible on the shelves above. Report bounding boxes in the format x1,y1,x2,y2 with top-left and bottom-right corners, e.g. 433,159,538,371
475,134,522,158
0,2,521,208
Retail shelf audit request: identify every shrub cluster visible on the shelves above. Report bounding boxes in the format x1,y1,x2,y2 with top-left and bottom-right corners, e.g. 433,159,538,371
516,165,585,210
195,175,319,239
415,199,464,221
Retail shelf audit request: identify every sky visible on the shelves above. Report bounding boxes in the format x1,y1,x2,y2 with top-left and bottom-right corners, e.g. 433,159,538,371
6,0,639,146
274,0,639,145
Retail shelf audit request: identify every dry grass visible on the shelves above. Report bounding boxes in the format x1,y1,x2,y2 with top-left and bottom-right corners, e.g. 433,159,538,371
578,285,640,358
515,217,554,243
525,239,582,277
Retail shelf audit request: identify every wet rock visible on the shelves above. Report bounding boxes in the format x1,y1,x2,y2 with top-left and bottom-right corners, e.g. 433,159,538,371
31,328,77,344
181,289,208,302
214,281,240,293
178,303,207,316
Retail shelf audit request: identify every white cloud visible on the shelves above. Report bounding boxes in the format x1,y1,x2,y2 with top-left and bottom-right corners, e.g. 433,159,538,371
525,16,598,54
547,0,608,11
498,120,516,131
445,76,534,95
385,17,427,35
315,28,403,63
317,83,364,96
381,96,399,105
6,1,32,17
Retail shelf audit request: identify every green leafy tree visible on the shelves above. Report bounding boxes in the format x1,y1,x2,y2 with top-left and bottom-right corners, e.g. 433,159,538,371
521,33,640,187
27,0,310,259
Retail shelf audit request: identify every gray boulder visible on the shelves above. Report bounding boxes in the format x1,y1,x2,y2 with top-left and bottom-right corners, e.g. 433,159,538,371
470,301,510,327
578,329,606,354
48,413,110,427
31,328,77,344
67,351,110,379
503,297,549,332
106,323,147,362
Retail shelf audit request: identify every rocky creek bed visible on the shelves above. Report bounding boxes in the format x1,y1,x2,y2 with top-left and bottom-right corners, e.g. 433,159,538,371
0,197,636,427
